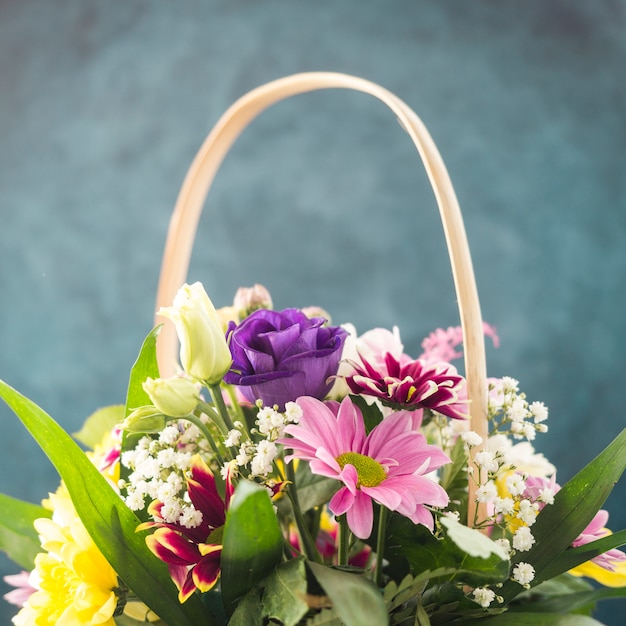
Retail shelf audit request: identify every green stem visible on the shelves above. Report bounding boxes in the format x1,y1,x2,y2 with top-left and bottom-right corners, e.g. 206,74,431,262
224,384,249,433
197,400,229,436
285,460,322,564
337,515,350,567
374,506,388,587
209,384,236,433
175,413,225,465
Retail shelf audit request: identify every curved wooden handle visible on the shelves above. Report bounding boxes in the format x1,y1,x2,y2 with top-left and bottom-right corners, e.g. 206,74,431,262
154,72,488,524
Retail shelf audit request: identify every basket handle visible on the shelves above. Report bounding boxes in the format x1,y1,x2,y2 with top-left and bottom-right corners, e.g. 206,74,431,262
154,72,488,525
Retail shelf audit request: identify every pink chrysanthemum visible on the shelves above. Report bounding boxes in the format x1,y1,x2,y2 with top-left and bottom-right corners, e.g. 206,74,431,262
279,396,451,539
344,351,468,420
137,455,233,603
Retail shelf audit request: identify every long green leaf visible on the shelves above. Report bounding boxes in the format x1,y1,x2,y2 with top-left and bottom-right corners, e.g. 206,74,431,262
0,493,51,569
465,613,604,625
220,480,284,615
500,428,626,603
538,528,626,582
307,561,388,626
0,379,211,626
509,586,626,614
124,325,162,416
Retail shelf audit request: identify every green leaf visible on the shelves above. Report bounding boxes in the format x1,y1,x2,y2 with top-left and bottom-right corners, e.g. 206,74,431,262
511,585,626,614
120,325,163,487
499,428,626,603
73,404,125,449
124,325,162,417
387,515,510,587
539,528,626,582
307,561,388,626
440,515,509,560
220,480,284,615
349,395,384,433
0,379,211,626
0,493,51,569
464,613,604,625
295,460,339,513
262,557,309,626
228,587,264,626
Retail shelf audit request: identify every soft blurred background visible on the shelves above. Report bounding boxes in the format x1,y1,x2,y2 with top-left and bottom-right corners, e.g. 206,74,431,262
1,0,625,622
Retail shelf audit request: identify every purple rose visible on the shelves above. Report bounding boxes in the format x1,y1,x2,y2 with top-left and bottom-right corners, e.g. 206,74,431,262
224,308,348,409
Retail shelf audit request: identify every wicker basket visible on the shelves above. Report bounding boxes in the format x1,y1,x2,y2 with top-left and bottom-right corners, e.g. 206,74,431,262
154,72,489,525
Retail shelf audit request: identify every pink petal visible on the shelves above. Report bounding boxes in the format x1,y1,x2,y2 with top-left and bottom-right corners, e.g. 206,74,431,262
346,490,374,540
336,396,366,451
329,486,355,517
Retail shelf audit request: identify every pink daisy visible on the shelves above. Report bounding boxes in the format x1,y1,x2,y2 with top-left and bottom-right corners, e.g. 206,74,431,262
279,396,451,540
344,351,468,420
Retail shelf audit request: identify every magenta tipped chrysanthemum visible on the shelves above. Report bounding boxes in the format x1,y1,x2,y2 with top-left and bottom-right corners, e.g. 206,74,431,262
344,352,468,420
279,396,451,539
137,455,233,603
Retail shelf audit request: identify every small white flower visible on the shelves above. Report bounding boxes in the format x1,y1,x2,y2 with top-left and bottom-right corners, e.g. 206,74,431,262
476,481,498,503
501,377,519,392
475,450,499,474
443,510,460,521
512,526,535,552
493,497,515,516
179,505,203,529
508,397,528,423
506,473,526,497
529,401,548,423
460,430,483,447
494,538,512,556
472,587,496,608
157,448,178,469
284,401,303,424
224,429,242,448
512,562,535,586
522,423,536,441
536,423,548,433
516,499,539,526
125,491,146,511
538,486,555,505
160,499,183,524
159,425,182,446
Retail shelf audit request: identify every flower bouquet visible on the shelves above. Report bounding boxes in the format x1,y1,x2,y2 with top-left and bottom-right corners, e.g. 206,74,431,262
2,73,626,626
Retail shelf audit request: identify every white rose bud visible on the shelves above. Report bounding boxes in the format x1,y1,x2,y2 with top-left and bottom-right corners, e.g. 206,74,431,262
159,282,233,384
142,376,200,417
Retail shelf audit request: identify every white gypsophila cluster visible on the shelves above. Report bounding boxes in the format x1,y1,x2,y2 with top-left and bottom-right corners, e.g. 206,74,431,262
472,587,496,608
512,562,535,586
487,378,549,442
118,420,210,529
512,526,536,552
230,402,303,479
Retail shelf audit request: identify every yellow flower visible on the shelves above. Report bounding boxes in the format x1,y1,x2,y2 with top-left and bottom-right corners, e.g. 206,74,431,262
569,558,626,587
13,485,120,626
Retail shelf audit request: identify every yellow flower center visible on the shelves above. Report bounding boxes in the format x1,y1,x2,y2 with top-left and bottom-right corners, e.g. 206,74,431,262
336,452,386,488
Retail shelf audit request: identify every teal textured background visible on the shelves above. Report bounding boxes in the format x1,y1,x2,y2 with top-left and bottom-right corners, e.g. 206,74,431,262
1,1,625,623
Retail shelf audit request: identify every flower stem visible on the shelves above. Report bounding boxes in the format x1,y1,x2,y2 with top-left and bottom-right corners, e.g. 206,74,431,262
285,461,322,564
209,384,237,433
337,515,350,567
197,400,229,436
178,413,225,465
374,506,388,587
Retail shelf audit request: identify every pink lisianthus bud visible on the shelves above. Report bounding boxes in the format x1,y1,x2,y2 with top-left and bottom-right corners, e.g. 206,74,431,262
233,284,273,320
